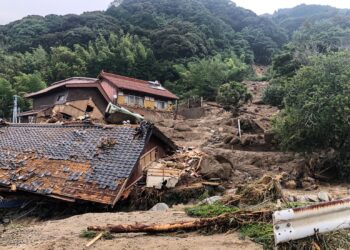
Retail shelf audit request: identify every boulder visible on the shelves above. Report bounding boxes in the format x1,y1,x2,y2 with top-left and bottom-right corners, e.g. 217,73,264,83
159,120,174,128
199,155,232,180
174,123,192,132
318,192,331,202
200,196,222,205
306,195,319,202
149,203,170,211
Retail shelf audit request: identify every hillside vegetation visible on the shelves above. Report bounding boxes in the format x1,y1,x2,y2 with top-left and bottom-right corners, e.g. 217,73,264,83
1,0,350,121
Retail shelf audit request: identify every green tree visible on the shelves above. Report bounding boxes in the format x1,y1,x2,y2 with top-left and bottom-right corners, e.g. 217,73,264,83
13,73,46,112
13,73,46,94
172,53,248,99
48,46,87,81
274,52,350,165
216,81,252,108
0,78,14,118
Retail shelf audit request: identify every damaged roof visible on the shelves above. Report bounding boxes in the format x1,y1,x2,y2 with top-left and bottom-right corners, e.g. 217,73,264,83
25,77,111,103
99,71,179,100
0,122,154,205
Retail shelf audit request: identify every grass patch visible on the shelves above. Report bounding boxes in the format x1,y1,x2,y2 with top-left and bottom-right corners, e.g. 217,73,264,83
240,223,273,249
282,201,311,209
79,230,115,240
185,202,239,218
79,230,97,239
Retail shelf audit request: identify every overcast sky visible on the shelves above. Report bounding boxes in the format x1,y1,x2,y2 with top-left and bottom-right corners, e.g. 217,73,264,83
1,0,350,25
0,0,112,25
234,0,350,15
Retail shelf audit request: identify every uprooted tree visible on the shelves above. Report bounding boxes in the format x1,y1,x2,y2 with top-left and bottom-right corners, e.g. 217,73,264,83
273,51,350,178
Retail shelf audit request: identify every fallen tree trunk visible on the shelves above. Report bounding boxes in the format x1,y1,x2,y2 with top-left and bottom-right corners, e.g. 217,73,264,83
88,210,272,234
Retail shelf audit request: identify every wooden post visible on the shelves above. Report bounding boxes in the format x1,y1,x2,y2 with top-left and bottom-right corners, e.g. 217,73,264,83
238,119,242,139
174,100,179,120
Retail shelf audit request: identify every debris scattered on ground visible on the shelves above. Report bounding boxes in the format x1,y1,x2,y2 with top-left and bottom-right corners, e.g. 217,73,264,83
236,175,285,206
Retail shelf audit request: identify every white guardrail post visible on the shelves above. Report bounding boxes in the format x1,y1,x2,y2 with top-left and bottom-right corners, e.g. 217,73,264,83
273,198,350,245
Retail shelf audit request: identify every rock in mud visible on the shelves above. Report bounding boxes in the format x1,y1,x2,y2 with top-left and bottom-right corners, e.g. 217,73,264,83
200,196,222,205
306,195,319,202
318,192,331,202
174,123,192,132
199,155,232,180
150,203,170,211
159,120,174,128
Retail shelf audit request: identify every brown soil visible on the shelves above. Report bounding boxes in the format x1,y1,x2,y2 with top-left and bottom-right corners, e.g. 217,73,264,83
157,81,349,195
0,209,261,250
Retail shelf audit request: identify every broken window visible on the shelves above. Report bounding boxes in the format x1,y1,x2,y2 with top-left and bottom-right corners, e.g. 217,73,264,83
61,113,72,120
86,105,94,113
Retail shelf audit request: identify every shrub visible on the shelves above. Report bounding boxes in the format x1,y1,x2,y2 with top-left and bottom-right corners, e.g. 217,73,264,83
240,223,273,249
262,84,286,107
216,81,252,108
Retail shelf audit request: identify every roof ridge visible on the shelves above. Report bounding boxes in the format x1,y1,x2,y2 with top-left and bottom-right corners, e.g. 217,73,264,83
51,77,98,86
101,72,150,84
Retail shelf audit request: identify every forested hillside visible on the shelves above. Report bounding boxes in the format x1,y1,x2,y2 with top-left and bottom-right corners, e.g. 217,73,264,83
1,0,350,119
271,4,350,35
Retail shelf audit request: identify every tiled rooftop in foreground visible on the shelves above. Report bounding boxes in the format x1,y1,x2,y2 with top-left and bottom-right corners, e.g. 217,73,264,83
0,122,153,205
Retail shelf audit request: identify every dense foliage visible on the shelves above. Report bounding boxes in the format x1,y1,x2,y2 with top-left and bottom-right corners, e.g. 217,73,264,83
170,54,249,100
2,1,350,121
273,52,350,176
274,52,350,151
0,0,288,65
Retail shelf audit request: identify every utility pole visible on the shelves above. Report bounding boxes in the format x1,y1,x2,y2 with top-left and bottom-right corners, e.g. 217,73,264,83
12,95,18,123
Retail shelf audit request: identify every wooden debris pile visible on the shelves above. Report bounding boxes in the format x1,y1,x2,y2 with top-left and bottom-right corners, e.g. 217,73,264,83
145,149,205,189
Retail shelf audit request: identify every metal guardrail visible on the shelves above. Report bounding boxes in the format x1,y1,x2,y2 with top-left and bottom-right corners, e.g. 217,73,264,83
273,197,350,244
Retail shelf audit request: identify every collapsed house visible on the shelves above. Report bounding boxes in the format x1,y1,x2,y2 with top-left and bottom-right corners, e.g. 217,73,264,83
19,72,178,123
19,77,110,123
0,122,176,206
